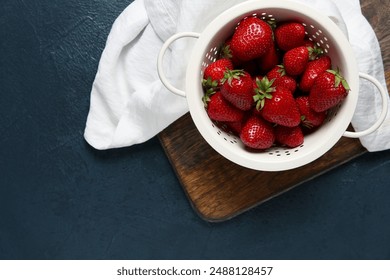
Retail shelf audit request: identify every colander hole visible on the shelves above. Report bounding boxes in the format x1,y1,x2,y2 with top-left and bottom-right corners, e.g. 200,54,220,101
318,29,323,34
261,12,267,16
320,39,324,44
324,49,329,53
310,24,315,29
302,22,307,26
316,32,320,36
312,35,317,39
324,37,328,41
326,43,330,49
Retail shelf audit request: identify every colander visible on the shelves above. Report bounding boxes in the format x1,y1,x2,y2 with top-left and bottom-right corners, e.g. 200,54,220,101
157,0,388,171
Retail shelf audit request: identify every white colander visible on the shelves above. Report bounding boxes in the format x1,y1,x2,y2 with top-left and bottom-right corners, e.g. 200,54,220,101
157,0,388,171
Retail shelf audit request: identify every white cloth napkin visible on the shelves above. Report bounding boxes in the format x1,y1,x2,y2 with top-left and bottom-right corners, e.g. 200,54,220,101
84,0,390,152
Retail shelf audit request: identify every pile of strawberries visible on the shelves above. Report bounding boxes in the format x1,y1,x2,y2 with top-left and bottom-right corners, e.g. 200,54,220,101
202,16,350,150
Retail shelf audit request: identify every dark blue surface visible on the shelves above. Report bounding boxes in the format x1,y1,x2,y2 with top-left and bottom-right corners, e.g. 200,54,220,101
1,0,390,260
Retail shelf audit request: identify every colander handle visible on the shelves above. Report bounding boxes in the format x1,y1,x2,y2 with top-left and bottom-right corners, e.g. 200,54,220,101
343,72,389,138
157,32,200,97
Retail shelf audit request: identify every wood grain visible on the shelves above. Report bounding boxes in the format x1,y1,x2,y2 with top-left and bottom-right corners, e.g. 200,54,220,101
158,0,389,222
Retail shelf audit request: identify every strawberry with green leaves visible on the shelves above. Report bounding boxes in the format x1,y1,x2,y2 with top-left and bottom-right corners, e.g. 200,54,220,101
266,65,296,93
206,91,244,122
203,58,234,88
283,46,323,76
253,77,301,127
274,22,306,51
240,115,275,149
299,55,332,92
230,16,273,62
309,69,350,112
220,69,254,111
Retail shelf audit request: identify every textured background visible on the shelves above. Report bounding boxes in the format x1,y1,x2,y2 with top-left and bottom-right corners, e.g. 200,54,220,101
1,0,390,259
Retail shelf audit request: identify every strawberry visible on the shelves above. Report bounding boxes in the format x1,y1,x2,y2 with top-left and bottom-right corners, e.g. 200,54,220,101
257,44,280,74
240,115,275,149
230,16,273,62
275,125,304,148
266,65,286,80
203,58,234,88
309,69,350,112
266,65,296,93
299,55,332,92
253,77,301,127
220,69,254,111
273,75,297,93
274,22,306,51
283,46,322,76
206,91,244,122
296,96,326,128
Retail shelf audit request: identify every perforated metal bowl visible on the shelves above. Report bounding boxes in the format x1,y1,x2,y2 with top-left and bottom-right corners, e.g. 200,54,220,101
157,0,388,171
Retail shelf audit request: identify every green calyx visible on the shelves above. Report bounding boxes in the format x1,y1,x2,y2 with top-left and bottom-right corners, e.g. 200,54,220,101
220,44,233,59
202,77,218,108
253,76,276,110
221,69,245,86
202,77,218,88
308,45,324,61
326,68,350,90
202,87,216,108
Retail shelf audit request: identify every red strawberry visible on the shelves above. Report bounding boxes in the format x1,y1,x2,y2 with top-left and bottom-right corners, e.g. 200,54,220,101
253,77,301,127
203,58,234,88
266,65,296,93
283,46,323,76
296,96,326,128
273,75,297,93
299,55,332,92
206,91,244,122
309,69,350,112
230,16,273,62
267,65,286,80
274,22,306,51
240,115,275,149
220,69,254,111
283,46,309,76
275,125,304,148
257,44,280,74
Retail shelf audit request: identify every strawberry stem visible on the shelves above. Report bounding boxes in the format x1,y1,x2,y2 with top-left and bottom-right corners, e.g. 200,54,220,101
326,68,350,90
253,76,276,110
221,69,245,86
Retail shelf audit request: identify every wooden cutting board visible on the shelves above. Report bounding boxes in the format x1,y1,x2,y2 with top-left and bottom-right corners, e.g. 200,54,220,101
158,0,390,222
